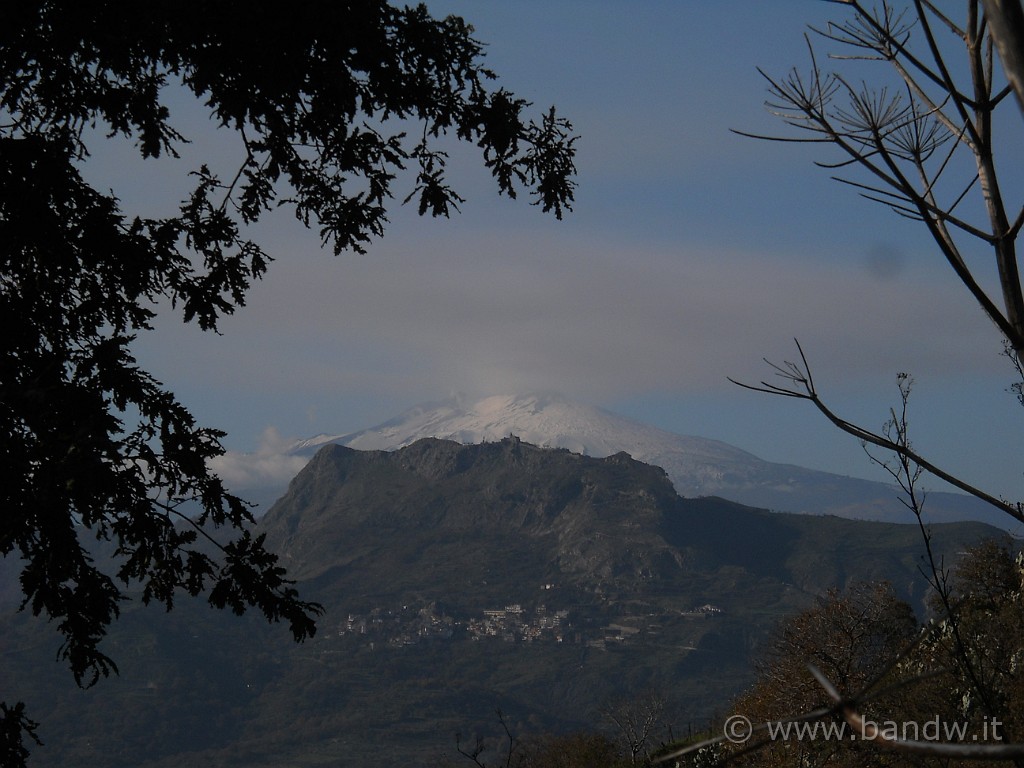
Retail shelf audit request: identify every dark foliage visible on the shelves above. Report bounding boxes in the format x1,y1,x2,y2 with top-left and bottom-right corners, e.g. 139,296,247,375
0,2,576,763
723,541,1024,768
1,704,40,768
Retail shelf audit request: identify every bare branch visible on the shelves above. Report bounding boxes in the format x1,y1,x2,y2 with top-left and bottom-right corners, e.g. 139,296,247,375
981,0,1024,114
740,1,1024,353
732,342,1024,524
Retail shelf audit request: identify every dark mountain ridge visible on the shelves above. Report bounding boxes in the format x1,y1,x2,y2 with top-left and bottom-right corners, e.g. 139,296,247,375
285,392,1014,529
263,438,688,591
261,437,999,616
7,438,1008,768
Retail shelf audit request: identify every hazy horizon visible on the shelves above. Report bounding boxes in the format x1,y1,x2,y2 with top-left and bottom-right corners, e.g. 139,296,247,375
106,2,1023,504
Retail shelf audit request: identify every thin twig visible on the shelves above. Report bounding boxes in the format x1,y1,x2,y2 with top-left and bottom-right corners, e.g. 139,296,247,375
730,341,1024,524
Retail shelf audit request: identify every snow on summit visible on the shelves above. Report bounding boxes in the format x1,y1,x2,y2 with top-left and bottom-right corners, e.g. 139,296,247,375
329,392,750,464
220,392,1007,528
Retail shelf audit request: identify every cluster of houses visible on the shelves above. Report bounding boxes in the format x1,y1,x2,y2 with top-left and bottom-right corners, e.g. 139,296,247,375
335,601,573,647
334,597,723,649
465,603,572,643
337,604,454,647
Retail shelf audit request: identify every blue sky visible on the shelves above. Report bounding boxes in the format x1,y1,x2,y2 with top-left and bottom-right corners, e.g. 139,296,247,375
117,3,1023,503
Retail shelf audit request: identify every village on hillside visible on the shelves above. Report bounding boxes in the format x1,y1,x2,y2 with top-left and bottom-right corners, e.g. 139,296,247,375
335,591,722,650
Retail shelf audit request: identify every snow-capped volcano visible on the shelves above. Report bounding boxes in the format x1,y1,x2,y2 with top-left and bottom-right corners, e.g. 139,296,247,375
295,392,754,476
285,392,1009,529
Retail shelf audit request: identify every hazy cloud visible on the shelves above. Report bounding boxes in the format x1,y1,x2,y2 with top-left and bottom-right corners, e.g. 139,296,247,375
118,3,1023,498
208,427,309,490
142,226,1002,409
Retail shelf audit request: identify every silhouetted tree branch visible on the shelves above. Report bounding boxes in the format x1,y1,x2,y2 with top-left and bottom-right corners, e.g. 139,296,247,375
0,3,577,765
455,709,520,768
736,0,1024,355
730,340,1024,524
601,689,668,765
720,1,1024,764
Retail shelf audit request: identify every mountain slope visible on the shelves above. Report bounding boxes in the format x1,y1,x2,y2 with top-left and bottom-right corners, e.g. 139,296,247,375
9,437,1006,768
292,392,1010,528
263,437,998,614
